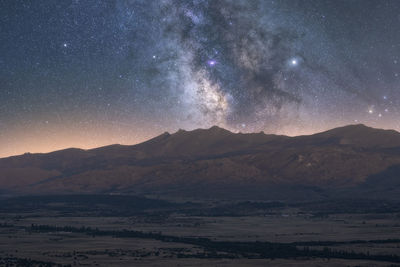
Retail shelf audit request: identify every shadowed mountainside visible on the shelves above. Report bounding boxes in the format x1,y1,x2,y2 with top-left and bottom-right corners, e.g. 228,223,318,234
1,124,400,200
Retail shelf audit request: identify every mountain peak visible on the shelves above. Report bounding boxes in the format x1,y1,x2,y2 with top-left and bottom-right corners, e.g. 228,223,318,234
332,123,370,131
312,124,400,147
320,123,398,135
171,126,232,137
208,125,227,131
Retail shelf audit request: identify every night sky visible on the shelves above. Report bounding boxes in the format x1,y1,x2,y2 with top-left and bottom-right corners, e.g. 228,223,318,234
1,0,400,157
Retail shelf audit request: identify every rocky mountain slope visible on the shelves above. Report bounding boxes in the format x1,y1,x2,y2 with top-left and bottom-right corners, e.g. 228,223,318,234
1,124,400,200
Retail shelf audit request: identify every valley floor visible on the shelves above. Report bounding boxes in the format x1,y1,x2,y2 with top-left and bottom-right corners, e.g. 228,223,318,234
0,195,399,266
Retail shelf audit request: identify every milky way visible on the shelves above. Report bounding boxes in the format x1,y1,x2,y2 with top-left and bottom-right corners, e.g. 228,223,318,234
1,0,400,157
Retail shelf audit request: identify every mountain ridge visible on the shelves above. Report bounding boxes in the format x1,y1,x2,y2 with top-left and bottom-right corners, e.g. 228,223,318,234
4,124,399,159
1,124,400,200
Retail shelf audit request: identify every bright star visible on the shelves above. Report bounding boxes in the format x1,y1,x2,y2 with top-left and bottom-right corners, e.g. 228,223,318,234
207,60,217,66
289,58,299,67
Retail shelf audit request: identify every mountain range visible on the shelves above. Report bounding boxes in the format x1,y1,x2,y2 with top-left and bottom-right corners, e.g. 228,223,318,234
1,124,400,200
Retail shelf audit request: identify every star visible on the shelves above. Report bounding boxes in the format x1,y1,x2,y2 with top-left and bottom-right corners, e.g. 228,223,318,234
207,60,217,66
289,58,299,67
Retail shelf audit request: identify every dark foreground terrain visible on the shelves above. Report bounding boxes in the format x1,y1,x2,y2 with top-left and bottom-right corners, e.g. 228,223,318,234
1,125,400,265
0,194,400,266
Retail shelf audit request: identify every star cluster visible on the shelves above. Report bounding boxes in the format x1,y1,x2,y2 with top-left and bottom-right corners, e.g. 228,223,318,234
1,0,400,157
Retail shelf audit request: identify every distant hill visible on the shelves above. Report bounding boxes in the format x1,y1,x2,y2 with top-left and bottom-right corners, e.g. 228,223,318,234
1,124,400,201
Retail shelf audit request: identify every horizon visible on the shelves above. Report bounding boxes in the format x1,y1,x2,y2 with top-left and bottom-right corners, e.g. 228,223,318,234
2,122,399,159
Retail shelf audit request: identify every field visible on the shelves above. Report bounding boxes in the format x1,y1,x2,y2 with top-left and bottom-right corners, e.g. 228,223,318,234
0,195,399,266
